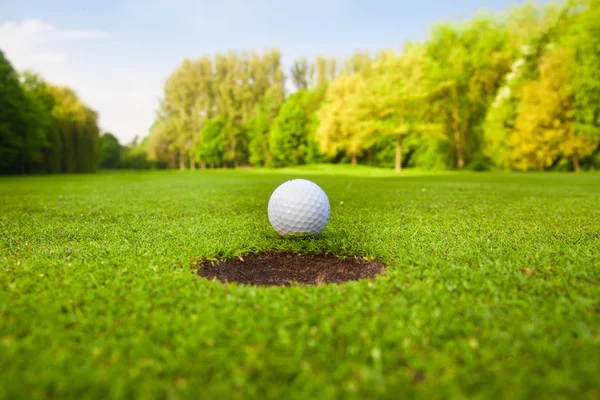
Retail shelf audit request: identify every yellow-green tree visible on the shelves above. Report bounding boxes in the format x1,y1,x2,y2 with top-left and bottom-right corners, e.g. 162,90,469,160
568,0,600,145
147,116,179,168
350,45,433,172
43,85,100,173
484,1,579,169
507,48,595,171
152,49,284,169
427,17,514,168
316,74,367,165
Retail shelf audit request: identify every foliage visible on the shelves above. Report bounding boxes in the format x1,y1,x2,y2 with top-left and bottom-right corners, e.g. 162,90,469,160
120,137,152,169
269,96,306,167
507,48,596,171
100,132,122,169
567,0,600,141
290,58,310,91
351,46,433,172
197,118,226,168
0,51,47,174
247,87,284,166
297,86,329,164
152,50,285,169
0,55,100,175
317,74,366,164
426,16,515,169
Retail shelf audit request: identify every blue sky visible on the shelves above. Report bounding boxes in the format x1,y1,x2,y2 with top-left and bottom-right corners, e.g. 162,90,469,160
0,0,535,143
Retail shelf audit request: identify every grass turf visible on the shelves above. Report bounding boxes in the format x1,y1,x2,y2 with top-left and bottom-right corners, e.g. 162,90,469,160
1,166,599,399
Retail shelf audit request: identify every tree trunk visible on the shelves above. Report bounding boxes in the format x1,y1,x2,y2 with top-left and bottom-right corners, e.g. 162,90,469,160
351,152,357,165
210,162,214,169
452,121,465,169
200,161,206,169
179,151,185,170
395,136,402,173
572,154,580,173
189,152,195,170
170,152,176,169
451,84,465,169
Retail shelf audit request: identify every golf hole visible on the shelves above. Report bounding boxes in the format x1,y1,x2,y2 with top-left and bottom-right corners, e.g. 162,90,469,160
197,252,386,286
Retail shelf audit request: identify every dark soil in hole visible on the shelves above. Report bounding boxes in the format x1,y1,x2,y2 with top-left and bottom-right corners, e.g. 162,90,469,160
197,252,386,286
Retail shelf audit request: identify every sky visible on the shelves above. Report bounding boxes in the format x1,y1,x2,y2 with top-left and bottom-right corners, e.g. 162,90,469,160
0,0,533,144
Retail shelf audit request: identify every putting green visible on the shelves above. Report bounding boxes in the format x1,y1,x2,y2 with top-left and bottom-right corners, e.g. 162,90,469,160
1,167,599,399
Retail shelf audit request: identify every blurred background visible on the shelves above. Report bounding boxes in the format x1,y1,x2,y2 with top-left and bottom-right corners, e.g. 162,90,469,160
0,0,598,174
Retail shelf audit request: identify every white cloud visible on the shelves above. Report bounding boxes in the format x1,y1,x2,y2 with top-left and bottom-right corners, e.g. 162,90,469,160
0,19,159,143
0,18,107,41
0,19,107,64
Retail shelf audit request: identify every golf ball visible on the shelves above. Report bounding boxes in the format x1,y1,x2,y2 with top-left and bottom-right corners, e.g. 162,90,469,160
268,179,330,236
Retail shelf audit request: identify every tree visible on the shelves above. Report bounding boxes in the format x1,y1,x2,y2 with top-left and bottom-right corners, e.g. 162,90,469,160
314,56,328,87
568,0,600,145
507,48,596,171
149,117,179,168
426,17,514,168
248,86,283,166
269,97,306,167
197,118,226,168
1,55,99,175
290,58,310,91
297,85,328,164
162,59,197,170
483,63,522,169
344,51,371,74
21,72,62,173
483,1,575,169
121,136,152,169
100,132,122,169
0,51,47,174
47,85,100,173
350,46,432,172
317,74,367,165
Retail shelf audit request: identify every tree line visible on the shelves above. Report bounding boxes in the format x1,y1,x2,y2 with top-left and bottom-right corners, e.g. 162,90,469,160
145,0,599,172
1,0,599,174
0,52,100,174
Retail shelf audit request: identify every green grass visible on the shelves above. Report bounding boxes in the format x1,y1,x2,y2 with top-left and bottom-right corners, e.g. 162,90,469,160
1,166,599,399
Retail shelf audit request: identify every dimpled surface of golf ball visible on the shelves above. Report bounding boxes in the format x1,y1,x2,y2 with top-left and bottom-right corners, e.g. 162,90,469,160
268,179,330,236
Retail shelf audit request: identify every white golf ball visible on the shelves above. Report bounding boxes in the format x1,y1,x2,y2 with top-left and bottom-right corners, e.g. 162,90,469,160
268,179,330,236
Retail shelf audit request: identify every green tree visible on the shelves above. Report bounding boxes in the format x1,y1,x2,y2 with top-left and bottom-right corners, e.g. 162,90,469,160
269,98,306,167
47,85,100,173
568,0,600,145
248,86,283,166
21,72,62,173
427,17,514,168
197,118,226,168
100,132,122,169
351,45,433,172
0,51,47,174
297,85,328,164
121,136,151,169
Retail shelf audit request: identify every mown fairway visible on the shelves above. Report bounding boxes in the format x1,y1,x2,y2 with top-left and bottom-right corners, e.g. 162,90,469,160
1,166,599,399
